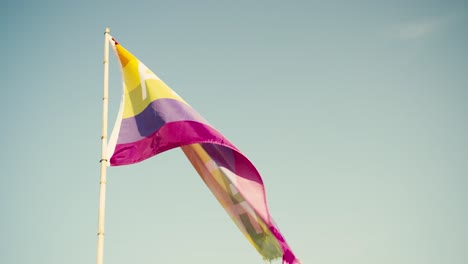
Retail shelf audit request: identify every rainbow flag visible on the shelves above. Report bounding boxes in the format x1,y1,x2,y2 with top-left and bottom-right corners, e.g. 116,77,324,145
107,37,299,264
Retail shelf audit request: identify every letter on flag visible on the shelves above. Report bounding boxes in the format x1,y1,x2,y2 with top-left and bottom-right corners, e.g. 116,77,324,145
107,37,299,264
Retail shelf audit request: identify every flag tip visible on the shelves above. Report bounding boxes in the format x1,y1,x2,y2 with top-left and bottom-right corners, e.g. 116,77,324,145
104,27,110,34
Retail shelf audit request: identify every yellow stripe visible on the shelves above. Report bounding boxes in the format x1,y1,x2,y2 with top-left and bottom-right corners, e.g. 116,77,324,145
116,45,188,118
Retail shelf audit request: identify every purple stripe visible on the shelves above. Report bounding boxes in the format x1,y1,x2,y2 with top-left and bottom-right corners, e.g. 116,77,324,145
110,120,237,166
118,98,209,144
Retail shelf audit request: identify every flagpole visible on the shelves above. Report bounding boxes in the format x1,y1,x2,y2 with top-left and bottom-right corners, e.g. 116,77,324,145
96,27,110,264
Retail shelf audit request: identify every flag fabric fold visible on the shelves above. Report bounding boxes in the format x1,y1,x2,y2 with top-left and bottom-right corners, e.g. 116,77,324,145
107,36,299,264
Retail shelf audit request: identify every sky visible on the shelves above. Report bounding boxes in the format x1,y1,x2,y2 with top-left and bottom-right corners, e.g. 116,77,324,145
1,0,467,263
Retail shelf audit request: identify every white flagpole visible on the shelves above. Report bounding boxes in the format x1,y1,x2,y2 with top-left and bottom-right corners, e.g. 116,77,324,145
96,27,110,264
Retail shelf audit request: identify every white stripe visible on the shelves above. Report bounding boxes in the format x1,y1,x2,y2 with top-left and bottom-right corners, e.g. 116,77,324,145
106,85,125,165
106,36,125,166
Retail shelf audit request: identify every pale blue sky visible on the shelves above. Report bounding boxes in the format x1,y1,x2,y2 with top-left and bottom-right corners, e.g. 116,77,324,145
1,1,467,263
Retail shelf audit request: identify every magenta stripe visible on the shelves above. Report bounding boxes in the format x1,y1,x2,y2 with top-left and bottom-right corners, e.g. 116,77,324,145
110,121,237,166
117,98,209,144
268,225,298,263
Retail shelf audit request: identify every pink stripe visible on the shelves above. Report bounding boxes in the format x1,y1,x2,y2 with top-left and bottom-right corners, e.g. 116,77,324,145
110,121,237,166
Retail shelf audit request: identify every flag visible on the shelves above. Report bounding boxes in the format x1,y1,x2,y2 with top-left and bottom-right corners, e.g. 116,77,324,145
107,37,299,264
